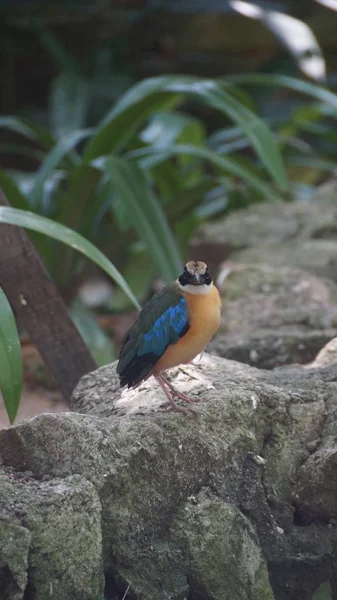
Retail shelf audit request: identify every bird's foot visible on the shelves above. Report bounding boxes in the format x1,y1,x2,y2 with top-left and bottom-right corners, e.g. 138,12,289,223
161,374,201,403
171,389,201,403
159,401,197,415
155,374,199,415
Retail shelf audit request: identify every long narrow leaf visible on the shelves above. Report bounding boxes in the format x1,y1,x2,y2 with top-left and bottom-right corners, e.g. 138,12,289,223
30,129,92,208
85,88,181,157
84,75,287,190
0,116,78,171
51,165,102,285
0,170,31,210
311,581,332,600
0,207,140,310
50,71,90,137
0,116,56,150
106,157,182,283
287,156,337,172
127,144,281,201
70,299,116,366
226,74,337,111
0,287,23,424
0,170,46,254
0,143,45,162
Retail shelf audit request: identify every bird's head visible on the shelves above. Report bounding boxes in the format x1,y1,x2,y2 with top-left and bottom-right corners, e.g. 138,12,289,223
177,260,213,294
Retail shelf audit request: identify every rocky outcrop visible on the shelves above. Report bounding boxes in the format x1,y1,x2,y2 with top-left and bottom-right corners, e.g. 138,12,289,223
208,263,337,369
190,182,337,278
189,181,337,370
0,471,103,600
1,351,337,600
2,185,337,599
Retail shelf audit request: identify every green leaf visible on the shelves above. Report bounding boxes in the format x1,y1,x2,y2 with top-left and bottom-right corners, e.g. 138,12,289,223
0,170,47,255
176,114,206,184
128,144,281,201
70,299,116,366
0,116,56,150
0,116,77,173
30,129,92,208
106,156,182,283
0,170,31,210
0,206,140,310
140,111,191,148
287,157,337,173
0,143,45,162
108,250,153,311
51,165,102,285
85,83,181,158
0,287,23,424
50,71,90,137
140,111,204,151
84,75,287,190
311,581,332,600
166,178,216,224
150,161,183,205
140,111,206,185
226,74,337,111
35,21,79,73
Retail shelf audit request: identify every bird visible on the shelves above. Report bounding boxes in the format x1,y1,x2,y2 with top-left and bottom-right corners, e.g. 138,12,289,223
117,260,221,413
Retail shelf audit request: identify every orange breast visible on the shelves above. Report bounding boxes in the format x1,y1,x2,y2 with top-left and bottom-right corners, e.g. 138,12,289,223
152,284,221,374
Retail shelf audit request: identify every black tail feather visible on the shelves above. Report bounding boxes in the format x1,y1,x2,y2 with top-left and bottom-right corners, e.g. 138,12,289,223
118,352,158,388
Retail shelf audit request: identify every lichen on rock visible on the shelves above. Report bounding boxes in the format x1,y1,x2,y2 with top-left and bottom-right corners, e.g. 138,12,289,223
3,184,337,598
208,263,337,369
0,470,104,600
2,350,337,599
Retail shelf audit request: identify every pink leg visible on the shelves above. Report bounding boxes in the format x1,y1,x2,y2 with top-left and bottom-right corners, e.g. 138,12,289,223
154,375,195,414
160,374,201,404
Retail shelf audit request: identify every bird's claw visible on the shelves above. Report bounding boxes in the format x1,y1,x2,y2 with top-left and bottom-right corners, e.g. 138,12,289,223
171,391,201,403
159,401,198,416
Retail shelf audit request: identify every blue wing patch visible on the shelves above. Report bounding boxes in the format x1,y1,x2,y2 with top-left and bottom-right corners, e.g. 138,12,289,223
138,297,188,357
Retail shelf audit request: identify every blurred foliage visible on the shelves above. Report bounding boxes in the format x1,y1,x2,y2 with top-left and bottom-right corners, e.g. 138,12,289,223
227,73,337,198
311,581,332,600
2,1,337,424
0,204,142,422
0,32,288,293
0,287,23,424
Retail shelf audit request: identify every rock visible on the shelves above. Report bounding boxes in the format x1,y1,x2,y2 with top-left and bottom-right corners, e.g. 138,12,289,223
307,336,337,369
171,493,274,600
0,519,30,600
0,470,104,600
190,184,337,279
232,239,337,283
2,353,337,598
291,335,337,527
208,263,337,368
190,200,301,271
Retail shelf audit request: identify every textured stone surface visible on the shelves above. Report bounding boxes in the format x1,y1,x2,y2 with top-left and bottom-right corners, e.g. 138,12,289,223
308,336,337,369
190,184,337,276
2,352,337,598
4,185,337,598
232,239,337,283
0,519,30,600
171,494,274,600
0,471,104,600
189,184,337,374
208,263,337,369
